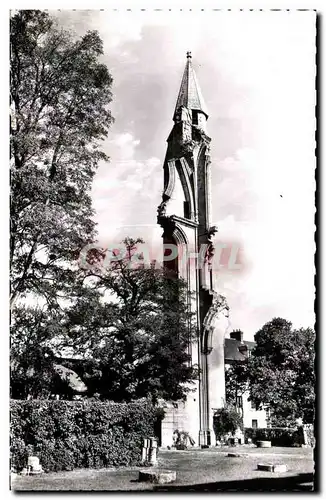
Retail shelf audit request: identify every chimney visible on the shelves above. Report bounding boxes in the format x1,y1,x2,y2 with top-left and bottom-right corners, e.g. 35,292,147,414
230,330,243,342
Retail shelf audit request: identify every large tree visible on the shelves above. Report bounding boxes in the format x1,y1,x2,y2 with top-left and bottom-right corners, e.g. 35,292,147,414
248,318,315,425
225,363,249,408
60,238,199,403
10,10,113,309
10,10,114,394
10,12,199,404
11,238,199,402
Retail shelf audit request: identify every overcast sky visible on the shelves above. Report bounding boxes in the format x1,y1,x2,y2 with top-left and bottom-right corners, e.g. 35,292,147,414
55,9,316,338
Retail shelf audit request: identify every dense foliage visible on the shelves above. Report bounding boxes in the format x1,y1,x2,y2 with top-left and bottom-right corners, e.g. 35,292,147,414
224,318,315,426
11,238,199,402
10,9,114,394
172,430,195,450
10,399,161,472
244,427,305,447
225,363,248,407
213,406,243,441
10,12,198,403
10,10,113,308
66,238,198,402
248,318,315,425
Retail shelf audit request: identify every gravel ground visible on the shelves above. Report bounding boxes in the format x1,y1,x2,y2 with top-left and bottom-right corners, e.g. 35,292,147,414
11,446,315,492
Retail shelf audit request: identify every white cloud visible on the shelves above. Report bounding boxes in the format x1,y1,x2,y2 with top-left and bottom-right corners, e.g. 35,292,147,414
92,132,162,243
59,10,316,337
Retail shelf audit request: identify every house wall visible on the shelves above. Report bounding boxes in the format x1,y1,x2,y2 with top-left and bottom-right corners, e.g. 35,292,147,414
242,391,267,428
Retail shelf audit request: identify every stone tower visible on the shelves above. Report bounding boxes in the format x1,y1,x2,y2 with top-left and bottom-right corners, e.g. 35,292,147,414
157,52,230,447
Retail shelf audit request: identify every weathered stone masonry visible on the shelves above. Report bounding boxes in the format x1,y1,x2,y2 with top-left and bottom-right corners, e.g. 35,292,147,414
157,52,229,447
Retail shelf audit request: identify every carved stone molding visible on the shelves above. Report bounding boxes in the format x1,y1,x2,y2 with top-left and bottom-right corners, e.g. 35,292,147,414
157,199,168,217
156,159,177,219
165,160,176,198
157,215,189,246
202,292,229,354
177,157,195,219
180,139,196,156
204,225,218,267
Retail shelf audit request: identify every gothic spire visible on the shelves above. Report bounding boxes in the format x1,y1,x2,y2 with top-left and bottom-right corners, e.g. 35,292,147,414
174,52,208,119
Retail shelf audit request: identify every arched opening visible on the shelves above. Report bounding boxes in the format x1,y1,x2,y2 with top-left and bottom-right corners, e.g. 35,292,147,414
163,234,179,277
192,110,199,125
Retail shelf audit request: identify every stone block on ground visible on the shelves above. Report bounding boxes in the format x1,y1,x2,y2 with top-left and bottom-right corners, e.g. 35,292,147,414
256,440,272,448
227,452,248,458
29,468,43,475
257,463,288,473
273,464,288,473
138,469,176,484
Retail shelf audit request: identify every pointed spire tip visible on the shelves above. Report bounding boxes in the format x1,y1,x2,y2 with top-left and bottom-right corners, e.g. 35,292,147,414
174,51,208,119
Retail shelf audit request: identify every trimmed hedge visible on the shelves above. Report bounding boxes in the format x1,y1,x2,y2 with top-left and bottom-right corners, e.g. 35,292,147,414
10,399,160,472
244,427,304,447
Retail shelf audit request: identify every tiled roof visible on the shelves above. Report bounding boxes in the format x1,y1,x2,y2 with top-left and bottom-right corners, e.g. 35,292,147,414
174,53,208,118
224,338,256,362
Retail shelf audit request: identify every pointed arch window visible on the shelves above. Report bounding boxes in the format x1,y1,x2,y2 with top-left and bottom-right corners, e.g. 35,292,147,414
163,235,178,276
192,111,198,125
184,201,190,219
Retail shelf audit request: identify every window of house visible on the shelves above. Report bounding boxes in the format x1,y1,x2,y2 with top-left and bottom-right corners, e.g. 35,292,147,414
236,396,242,408
252,419,258,429
251,400,256,409
192,111,198,125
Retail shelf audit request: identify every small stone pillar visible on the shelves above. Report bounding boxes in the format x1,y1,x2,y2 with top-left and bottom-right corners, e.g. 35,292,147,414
141,437,158,466
148,437,158,466
27,456,43,475
142,438,150,462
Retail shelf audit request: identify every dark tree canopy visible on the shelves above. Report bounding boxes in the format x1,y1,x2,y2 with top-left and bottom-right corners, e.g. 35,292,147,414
225,363,249,408
248,318,315,425
60,238,199,403
213,406,243,441
11,238,199,402
10,9,114,397
10,10,113,308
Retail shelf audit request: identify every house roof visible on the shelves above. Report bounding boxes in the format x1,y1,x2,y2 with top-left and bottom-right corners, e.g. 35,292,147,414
224,338,256,363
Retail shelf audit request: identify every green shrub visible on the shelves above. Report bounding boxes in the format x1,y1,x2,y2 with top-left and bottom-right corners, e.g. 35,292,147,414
244,427,304,447
173,430,195,450
10,399,160,472
213,406,243,441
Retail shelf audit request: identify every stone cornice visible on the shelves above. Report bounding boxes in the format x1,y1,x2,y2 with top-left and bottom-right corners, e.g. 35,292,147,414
170,214,198,228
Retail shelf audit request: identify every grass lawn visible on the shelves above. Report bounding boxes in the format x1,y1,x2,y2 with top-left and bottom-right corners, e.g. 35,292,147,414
11,446,315,492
